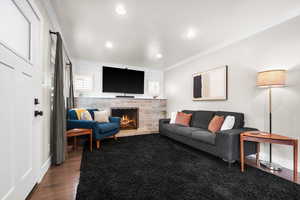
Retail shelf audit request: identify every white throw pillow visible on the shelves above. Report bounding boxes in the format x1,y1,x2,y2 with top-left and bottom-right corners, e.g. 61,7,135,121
94,111,109,123
169,112,177,124
220,115,235,131
81,111,93,121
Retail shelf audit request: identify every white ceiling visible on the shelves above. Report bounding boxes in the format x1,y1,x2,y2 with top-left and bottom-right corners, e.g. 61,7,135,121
50,0,300,69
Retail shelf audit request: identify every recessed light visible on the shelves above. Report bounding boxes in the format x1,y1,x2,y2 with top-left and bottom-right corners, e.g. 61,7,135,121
105,41,113,49
186,28,196,40
156,53,163,59
115,4,127,15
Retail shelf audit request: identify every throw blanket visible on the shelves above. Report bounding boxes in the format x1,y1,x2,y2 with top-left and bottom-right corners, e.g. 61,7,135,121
73,108,87,120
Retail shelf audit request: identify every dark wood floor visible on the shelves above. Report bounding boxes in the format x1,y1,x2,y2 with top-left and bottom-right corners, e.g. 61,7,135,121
27,143,299,200
27,147,82,200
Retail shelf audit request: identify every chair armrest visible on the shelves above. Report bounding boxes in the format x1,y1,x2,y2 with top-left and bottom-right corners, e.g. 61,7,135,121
109,117,121,125
215,127,258,161
67,120,97,130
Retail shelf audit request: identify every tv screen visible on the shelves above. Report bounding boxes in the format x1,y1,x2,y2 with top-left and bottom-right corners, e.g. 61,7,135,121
102,66,144,94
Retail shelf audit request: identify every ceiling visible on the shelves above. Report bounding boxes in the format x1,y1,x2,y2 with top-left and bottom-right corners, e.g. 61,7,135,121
50,0,300,69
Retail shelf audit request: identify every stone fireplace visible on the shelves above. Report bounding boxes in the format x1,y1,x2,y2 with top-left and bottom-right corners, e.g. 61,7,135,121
75,97,167,133
111,107,139,130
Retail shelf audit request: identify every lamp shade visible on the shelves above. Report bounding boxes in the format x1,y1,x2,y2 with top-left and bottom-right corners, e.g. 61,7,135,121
256,69,287,87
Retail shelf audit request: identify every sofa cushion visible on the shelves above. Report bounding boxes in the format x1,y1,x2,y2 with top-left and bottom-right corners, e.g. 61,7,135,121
87,109,99,120
174,126,202,137
68,109,99,120
208,115,225,133
97,122,119,133
216,111,244,129
221,115,235,131
175,112,192,127
191,130,216,145
183,110,215,129
94,111,109,123
68,109,78,120
162,124,200,137
81,111,93,121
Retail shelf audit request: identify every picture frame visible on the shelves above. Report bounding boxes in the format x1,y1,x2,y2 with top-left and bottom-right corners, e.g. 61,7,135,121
193,65,228,101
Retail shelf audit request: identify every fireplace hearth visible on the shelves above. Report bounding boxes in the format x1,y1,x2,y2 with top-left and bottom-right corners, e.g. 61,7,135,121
111,107,139,130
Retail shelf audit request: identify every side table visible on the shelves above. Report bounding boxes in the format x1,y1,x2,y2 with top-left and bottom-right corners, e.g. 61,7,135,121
67,129,93,152
240,131,298,182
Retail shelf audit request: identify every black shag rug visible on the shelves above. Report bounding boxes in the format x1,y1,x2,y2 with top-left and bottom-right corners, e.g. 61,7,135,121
76,134,300,200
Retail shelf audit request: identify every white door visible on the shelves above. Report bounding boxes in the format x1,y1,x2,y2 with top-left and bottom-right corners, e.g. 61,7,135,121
0,0,43,199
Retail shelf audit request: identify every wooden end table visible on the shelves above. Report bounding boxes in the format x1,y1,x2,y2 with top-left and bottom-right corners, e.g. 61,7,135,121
66,129,93,152
240,131,298,182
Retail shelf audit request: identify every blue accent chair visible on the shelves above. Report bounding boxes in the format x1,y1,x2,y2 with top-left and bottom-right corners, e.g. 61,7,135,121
67,109,120,149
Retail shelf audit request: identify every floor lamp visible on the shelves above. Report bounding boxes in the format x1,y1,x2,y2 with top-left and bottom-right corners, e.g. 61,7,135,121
256,69,287,171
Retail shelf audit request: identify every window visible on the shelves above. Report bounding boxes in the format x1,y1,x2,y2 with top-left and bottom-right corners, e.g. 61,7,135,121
74,75,93,91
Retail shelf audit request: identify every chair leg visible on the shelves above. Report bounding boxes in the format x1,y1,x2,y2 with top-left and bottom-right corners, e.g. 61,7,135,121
96,140,101,149
113,134,117,141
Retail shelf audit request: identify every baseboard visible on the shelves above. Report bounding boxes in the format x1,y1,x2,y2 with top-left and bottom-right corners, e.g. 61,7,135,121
38,156,51,183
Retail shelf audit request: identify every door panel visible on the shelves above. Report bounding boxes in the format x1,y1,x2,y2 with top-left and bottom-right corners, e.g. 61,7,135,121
15,73,33,181
0,0,31,60
0,0,42,199
0,64,14,199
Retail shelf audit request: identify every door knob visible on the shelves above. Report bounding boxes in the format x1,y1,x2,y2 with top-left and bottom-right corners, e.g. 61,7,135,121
34,110,43,117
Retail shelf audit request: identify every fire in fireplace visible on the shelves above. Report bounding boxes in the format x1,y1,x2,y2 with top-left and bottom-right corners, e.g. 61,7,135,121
111,108,139,130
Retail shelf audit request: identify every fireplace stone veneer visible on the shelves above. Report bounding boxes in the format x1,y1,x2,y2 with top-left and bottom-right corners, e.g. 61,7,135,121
75,97,167,132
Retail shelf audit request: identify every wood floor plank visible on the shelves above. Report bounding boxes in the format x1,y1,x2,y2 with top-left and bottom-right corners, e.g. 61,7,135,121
27,149,82,200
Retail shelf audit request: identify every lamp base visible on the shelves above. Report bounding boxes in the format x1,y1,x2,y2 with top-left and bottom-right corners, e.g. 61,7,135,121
260,160,282,171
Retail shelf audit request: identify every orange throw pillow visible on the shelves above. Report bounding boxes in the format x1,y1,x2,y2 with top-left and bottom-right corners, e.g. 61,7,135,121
208,115,225,133
175,112,192,127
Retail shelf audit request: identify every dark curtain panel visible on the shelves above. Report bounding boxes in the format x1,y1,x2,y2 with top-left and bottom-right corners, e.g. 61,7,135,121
67,62,75,109
52,33,66,165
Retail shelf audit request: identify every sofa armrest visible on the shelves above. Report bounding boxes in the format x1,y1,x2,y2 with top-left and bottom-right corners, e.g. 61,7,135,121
67,120,97,130
109,117,121,125
159,118,171,125
215,127,258,161
159,119,170,134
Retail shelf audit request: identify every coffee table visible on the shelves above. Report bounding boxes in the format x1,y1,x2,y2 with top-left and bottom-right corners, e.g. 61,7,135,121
240,131,298,182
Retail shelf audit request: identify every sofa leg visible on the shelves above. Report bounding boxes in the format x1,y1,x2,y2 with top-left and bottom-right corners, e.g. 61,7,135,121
96,140,101,149
228,160,236,168
223,158,235,168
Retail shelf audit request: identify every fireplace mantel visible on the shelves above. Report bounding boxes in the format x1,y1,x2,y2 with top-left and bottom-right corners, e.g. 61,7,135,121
75,97,167,133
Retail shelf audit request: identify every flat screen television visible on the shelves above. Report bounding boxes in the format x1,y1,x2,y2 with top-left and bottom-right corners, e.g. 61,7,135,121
102,66,145,94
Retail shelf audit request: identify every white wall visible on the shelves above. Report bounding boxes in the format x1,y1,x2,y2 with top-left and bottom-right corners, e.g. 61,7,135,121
73,59,164,98
33,0,53,179
34,0,71,180
164,15,300,171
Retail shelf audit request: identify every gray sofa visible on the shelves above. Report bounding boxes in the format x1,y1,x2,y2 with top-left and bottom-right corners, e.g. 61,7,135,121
159,110,258,166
